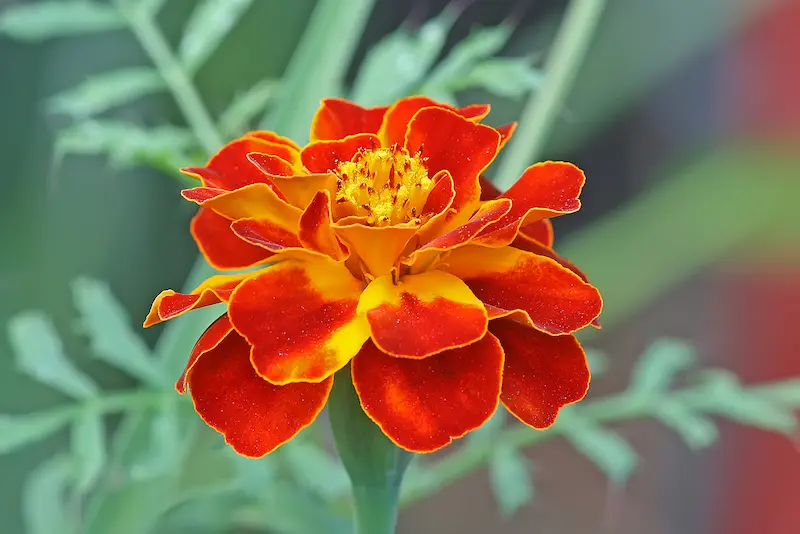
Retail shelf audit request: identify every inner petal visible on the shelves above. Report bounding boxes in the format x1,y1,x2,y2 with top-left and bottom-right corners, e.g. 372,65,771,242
334,145,435,227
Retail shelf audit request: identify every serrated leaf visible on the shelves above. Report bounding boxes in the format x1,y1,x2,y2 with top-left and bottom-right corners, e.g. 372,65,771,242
54,120,195,173
279,440,350,500
178,0,254,73
219,78,278,136
560,414,637,483
449,58,543,98
83,478,170,534
489,444,534,516
0,411,73,454
128,401,182,480
352,7,457,105
629,338,695,395
423,25,513,92
756,379,800,407
710,394,797,434
22,455,75,534
71,410,106,493
8,312,98,399
71,277,163,387
47,68,165,118
656,401,718,449
0,2,124,42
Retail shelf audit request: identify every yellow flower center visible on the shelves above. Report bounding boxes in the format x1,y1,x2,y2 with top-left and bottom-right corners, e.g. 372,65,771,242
335,145,434,226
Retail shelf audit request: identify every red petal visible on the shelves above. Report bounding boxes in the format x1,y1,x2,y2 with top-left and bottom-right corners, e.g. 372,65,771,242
409,198,512,271
184,183,302,223
176,313,233,393
479,175,502,201
310,98,389,142
246,152,296,177
519,219,554,247
475,162,585,247
186,328,332,457
378,96,490,147
186,136,299,190
228,260,369,384
248,131,302,153
229,218,303,252
301,133,379,174
444,246,602,335
299,190,347,259
190,208,273,270
495,122,517,150
144,273,251,327
357,270,488,358
492,319,589,428
352,335,503,453
405,107,500,225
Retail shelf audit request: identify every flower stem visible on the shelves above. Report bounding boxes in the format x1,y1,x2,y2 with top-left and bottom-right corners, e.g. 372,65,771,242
494,0,607,190
328,366,413,534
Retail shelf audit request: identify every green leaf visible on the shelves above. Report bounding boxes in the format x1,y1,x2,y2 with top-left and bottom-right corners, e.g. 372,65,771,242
178,0,254,73
655,402,718,450
488,444,534,516
351,7,458,105
54,120,196,174
8,312,98,399
0,411,73,454
449,58,543,98
629,338,695,395
71,277,164,387
560,414,637,483
232,453,279,497
22,455,75,534
755,379,800,407
0,2,125,42
47,68,165,118
279,440,350,500
219,78,278,136
244,481,353,534
71,410,107,493
128,401,182,480
83,478,171,534
423,25,513,92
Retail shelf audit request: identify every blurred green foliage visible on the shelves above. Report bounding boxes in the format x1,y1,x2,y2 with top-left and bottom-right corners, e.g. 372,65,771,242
1,0,798,533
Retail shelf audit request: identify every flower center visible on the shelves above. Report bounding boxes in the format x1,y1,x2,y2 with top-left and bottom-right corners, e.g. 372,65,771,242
334,145,433,226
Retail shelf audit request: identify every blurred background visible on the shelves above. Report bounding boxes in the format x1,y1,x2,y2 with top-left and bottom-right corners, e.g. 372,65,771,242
1,0,799,533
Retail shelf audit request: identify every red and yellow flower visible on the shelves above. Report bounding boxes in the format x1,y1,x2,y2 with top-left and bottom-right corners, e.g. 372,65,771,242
145,96,602,456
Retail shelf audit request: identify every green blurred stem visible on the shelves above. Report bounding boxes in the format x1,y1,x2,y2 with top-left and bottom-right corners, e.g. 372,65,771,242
495,0,606,190
262,0,377,141
328,368,412,534
115,1,223,154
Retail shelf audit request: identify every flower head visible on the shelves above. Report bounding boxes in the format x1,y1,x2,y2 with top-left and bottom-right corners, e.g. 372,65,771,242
145,96,602,456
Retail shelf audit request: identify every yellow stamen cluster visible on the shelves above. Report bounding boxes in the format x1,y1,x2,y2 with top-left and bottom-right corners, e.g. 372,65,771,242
335,144,434,226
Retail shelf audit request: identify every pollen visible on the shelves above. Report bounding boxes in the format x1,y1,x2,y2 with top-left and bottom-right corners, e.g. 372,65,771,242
334,144,434,226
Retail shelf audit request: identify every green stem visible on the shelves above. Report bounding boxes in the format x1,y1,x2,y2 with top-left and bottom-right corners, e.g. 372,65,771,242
328,367,412,534
115,1,223,154
494,0,607,190
262,0,377,141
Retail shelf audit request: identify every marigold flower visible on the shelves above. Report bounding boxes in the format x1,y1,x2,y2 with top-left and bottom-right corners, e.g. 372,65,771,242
145,96,602,456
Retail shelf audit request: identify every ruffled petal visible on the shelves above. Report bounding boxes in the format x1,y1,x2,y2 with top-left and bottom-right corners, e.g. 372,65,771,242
495,122,517,150
186,327,332,457
520,219,554,247
331,222,417,278
267,173,338,210
299,190,347,259
474,162,585,247
378,96,490,147
351,335,503,452
310,98,389,141
190,208,273,270
301,133,380,174
175,313,233,393
228,260,369,384
183,183,302,223
414,170,456,245
407,198,512,272
405,107,500,226
491,319,590,429
357,270,488,358
479,175,502,201
443,246,602,335
229,217,302,252
248,130,302,153
144,273,252,327
182,136,298,190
